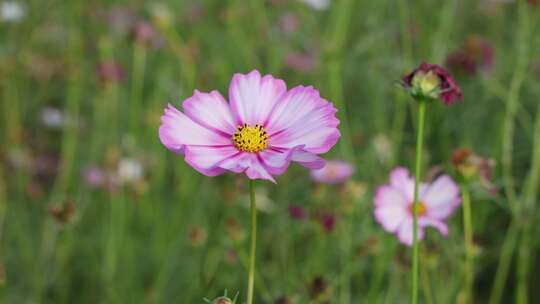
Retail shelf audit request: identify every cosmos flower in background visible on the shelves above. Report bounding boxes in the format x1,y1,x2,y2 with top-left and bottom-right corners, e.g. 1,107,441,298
452,147,498,193
446,36,494,75
402,62,463,105
300,0,331,11
285,51,318,74
288,204,307,220
310,160,354,184
97,60,125,83
159,70,340,183
40,107,66,129
115,158,144,184
374,167,461,246
0,1,25,23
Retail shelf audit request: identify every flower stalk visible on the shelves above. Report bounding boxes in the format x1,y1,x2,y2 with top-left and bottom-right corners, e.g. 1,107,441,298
412,98,426,304
461,183,474,303
247,179,257,304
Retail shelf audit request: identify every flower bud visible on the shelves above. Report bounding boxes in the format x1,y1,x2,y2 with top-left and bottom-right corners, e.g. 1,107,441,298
212,297,233,304
402,62,463,105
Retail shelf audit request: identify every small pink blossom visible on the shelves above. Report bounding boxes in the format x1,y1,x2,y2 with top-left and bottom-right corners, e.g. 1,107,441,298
159,70,340,183
374,167,461,246
310,160,354,184
288,204,306,220
285,51,317,73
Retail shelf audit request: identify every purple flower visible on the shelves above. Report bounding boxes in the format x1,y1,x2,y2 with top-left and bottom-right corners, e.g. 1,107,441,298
97,60,125,83
446,36,494,75
285,51,317,73
310,160,354,184
374,167,461,246
319,213,336,233
159,70,340,183
82,166,106,188
288,204,306,220
402,62,463,105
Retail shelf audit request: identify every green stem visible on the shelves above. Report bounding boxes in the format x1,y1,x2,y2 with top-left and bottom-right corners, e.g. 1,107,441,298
412,99,426,304
461,184,474,303
489,221,520,304
420,252,434,304
247,180,257,304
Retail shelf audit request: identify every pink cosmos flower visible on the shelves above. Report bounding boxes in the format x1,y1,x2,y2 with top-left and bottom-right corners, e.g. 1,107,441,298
374,167,461,246
159,70,340,183
310,160,354,184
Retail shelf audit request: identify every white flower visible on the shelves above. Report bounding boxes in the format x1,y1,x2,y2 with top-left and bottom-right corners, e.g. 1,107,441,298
41,107,65,129
116,158,143,184
299,0,330,11
1,1,25,23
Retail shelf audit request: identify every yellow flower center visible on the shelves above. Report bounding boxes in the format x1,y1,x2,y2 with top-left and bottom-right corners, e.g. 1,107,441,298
409,201,427,216
232,124,269,153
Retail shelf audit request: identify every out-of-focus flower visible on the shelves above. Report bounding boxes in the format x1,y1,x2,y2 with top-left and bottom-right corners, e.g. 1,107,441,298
374,167,461,246
107,5,136,37
452,147,497,193
224,249,239,265
300,0,331,11
131,21,164,48
132,21,155,45
402,62,463,105
159,70,340,183
288,204,306,220
274,296,293,304
149,3,173,28
41,107,65,129
212,297,233,304
446,36,494,75
318,213,336,233
308,276,332,301
187,225,207,247
310,160,354,184
372,133,392,164
116,158,144,184
285,51,317,73
278,13,300,34
48,200,76,225
528,0,539,6
82,166,107,188
97,60,125,83
0,1,25,23
225,218,245,242
346,180,367,201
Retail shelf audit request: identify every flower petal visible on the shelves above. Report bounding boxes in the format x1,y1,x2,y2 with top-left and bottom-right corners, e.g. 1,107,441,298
184,145,240,176
229,70,287,125
397,219,425,246
266,86,340,154
218,152,276,183
158,104,231,153
374,185,409,233
183,90,237,135
389,167,415,202
374,185,409,207
374,205,408,233
259,146,325,175
423,175,461,219
419,218,449,236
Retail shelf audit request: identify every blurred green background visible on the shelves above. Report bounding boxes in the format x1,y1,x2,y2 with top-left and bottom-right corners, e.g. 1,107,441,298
1,0,540,303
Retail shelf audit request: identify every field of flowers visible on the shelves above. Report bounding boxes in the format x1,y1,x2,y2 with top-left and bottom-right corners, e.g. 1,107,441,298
1,0,540,303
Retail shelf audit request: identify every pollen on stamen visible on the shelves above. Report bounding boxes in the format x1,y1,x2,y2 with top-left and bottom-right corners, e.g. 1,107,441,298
232,123,269,153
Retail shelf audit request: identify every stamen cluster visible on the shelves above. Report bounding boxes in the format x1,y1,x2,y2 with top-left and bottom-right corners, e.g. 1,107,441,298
232,124,269,153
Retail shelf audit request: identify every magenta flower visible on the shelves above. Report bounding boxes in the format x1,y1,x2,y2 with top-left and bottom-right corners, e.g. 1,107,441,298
310,160,354,184
159,70,340,183
374,167,461,246
402,62,463,105
446,36,494,75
